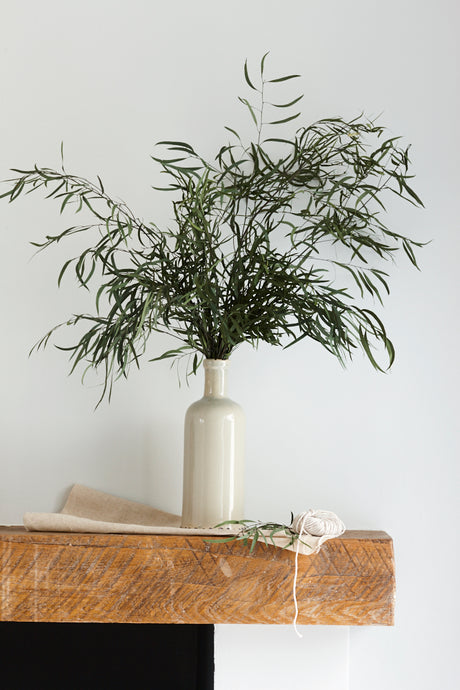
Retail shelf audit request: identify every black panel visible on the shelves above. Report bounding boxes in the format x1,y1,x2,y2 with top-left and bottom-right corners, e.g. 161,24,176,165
0,622,214,690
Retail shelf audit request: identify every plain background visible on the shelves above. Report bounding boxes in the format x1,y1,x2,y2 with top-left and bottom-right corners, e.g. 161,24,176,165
1,2,458,688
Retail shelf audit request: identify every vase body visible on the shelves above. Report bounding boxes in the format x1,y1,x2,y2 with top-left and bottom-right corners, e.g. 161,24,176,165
181,359,245,528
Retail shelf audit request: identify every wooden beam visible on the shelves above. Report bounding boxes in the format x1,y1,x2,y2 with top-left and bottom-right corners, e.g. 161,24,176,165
0,528,394,626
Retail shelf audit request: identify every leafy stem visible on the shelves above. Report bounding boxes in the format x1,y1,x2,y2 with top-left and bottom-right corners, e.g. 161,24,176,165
205,517,313,553
1,55,425,403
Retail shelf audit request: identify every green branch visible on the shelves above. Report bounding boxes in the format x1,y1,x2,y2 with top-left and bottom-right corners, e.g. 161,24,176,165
1,55,424,401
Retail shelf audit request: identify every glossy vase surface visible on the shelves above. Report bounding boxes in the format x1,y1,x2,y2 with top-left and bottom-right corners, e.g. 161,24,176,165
181,359,245,528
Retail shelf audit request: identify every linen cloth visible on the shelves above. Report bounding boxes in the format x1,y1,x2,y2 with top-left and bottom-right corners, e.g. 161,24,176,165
23,484,341,555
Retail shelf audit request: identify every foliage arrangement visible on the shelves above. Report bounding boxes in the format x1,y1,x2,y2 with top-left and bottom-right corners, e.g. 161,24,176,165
1,55,423,402
207,515,312,552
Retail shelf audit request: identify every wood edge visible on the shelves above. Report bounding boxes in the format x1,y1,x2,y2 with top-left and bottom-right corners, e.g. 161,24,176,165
0,527,395,561
0,526,392,541
0,616,393,626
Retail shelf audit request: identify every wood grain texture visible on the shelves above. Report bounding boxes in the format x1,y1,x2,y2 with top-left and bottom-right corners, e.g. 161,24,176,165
0,528,395,625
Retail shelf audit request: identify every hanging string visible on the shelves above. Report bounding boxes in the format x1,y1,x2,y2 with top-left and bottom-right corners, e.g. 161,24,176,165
292,511,309,638
291,510,346,638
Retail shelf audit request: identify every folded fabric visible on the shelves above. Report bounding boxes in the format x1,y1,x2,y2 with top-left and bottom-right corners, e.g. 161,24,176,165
23,484,343,555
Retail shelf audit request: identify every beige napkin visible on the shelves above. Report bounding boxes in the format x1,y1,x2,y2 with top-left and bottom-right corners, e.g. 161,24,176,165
23,484,338,555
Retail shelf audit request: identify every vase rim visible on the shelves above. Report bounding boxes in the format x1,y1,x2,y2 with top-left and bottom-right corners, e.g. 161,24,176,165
204,358,229,368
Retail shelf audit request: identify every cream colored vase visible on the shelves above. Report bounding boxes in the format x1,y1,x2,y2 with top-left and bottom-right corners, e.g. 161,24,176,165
181,359,245,528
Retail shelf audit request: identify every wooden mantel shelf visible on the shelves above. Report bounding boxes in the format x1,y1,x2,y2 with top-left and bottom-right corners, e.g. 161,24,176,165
0,528,394,626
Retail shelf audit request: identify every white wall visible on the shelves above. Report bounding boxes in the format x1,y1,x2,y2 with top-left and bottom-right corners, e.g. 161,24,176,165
1,2,458,688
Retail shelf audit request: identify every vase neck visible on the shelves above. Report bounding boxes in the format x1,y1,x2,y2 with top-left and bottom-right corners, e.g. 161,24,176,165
203,359,228,398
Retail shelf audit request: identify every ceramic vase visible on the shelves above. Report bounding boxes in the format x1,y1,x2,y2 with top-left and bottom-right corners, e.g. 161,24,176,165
181,359,245,528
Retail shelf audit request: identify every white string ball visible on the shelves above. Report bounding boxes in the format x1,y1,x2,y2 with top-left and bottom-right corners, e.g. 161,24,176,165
291,509,346,537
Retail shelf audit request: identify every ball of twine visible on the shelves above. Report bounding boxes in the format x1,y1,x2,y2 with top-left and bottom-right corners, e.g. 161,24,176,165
291,509,345,537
